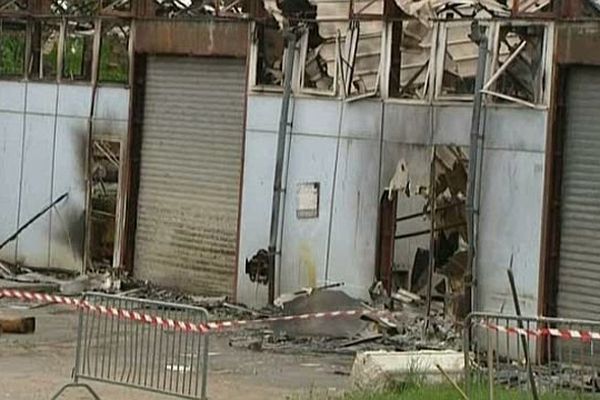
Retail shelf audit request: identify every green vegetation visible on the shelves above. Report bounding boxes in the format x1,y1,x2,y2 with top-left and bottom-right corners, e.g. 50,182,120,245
295,381,592,400
0,30,25,76
334,385,582,400
0,25,128,82
98,32,128,83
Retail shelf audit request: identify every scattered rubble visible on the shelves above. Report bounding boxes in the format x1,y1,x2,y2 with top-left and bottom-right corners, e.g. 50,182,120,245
229,285,460,357
0,259,461,362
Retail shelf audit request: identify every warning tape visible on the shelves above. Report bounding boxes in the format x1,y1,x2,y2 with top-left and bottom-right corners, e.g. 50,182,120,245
482,321,600,342
0,289,384,335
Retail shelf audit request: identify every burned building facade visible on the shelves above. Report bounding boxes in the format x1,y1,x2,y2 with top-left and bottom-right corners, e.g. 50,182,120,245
0,0,598,321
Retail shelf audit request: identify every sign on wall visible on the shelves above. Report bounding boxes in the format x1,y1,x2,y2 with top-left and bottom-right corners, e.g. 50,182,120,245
297,182,320,219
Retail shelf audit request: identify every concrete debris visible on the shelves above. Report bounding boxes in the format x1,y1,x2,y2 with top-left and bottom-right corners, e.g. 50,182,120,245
229,286,458,358
350,350,464,391
59,273,112,296
0,262,110,295
275,290,369,338
391,288,423,304
189,295,228,308
274,283,345,308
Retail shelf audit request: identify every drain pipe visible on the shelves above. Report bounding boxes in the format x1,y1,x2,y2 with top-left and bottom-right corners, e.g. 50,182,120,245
466,22,488,313
268,31,297,304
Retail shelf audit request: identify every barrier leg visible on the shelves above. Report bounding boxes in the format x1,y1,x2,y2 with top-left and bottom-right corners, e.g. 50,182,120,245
50,383,100,400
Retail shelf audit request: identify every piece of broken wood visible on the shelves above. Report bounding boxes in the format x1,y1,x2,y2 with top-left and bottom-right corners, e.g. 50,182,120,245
190,295,227,308
341,333,383,347
223,302,268,317
0,317,36,334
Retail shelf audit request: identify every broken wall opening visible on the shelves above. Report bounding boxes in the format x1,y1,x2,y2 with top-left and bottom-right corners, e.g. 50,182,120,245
381,146,469,321
88,138,122,271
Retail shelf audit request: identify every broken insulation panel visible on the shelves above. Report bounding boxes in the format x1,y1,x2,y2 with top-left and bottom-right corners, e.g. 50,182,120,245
89,139,121,270
0,20,26,77
99,21,129,83
492,24,545,104
29,20,60,80
62,19,95,81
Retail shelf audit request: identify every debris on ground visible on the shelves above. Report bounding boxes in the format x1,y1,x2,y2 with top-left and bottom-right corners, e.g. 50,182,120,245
274,290,369,338
0,262,110,296
0,260,460,360
229,285,459,357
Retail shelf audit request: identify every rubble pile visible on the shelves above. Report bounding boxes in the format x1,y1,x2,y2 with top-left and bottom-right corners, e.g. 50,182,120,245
0,259,461,356
229,286,460,355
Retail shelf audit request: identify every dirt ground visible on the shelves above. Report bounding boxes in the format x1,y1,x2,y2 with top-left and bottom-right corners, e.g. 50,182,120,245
0,302,353,400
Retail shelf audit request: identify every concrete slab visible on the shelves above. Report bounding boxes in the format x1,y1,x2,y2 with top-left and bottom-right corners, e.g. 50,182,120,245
351,350,464,390
275,290,369,338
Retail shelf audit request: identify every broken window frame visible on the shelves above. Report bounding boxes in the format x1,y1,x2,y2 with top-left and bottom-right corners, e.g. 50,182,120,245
98,18,130,84
482,21,551,108
249,20,287,93
434,20,491,102
0,18,27,79
297,26,338,97
341,19,385,102
385,20,437,102
61,18,96,82
86,135,125,271
28,18,62,81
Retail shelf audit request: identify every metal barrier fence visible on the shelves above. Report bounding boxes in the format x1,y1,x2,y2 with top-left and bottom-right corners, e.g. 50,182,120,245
464,312,600,399
51,292,210,400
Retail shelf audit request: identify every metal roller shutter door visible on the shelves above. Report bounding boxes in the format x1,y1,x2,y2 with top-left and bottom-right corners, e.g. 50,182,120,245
557,67,600,321
134,56,245,296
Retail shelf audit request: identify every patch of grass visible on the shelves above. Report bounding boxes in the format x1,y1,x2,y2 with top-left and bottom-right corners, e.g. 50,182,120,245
296,382,590,400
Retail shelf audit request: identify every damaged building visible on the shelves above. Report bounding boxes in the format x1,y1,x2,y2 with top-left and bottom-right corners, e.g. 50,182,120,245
0,0,598,324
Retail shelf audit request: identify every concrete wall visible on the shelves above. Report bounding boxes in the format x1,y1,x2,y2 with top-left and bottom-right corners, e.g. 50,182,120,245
0,81,129,271
238,94,548,317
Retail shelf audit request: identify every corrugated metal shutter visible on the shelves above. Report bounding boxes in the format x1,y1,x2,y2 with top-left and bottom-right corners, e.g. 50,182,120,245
557,67,600,321
134,56,246,296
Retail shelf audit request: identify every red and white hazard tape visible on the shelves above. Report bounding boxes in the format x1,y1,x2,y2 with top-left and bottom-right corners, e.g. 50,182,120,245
0,289,383,335
482,321,600,342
